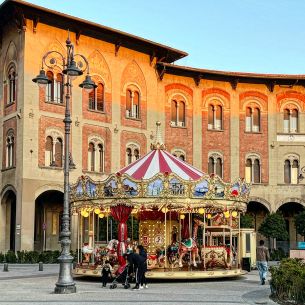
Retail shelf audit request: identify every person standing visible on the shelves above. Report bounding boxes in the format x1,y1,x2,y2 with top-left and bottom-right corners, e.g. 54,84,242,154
126,252,145,290
137,245,148,289
101,260,112,287
256,240,270,285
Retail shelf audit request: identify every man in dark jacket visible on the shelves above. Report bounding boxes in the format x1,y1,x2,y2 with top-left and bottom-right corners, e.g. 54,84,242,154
126,251,146,290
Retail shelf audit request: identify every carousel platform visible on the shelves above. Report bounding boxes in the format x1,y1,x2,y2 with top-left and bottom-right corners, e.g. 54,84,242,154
73,266,246,280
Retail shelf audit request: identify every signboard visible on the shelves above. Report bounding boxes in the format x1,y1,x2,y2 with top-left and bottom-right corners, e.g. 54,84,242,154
297,242,305,250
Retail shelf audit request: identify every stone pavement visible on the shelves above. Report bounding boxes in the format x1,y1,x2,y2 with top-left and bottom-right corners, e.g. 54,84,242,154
0,264,277,305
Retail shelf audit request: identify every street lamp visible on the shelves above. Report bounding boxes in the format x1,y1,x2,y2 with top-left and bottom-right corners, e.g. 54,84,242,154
33,33,96,294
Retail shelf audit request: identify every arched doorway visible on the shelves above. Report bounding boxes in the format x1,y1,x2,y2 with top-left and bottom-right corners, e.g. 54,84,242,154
34,190,63,251
277,202,305,252
1,190,16,251
246,200,270,244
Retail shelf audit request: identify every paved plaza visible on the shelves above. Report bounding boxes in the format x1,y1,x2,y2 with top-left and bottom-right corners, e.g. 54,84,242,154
0,264,276,305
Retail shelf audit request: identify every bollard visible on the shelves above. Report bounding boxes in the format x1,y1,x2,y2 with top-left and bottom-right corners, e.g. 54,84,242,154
38,261,43,271
3,263,8,272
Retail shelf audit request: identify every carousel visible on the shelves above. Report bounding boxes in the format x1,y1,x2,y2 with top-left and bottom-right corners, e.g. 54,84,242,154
71,122,251,279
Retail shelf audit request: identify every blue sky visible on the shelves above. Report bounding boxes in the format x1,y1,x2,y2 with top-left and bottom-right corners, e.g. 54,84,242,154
3,0,305,74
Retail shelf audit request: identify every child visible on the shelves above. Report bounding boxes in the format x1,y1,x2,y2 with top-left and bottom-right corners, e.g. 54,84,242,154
101,260,112,287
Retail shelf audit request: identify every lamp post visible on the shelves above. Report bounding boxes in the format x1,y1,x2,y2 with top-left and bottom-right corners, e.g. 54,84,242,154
33,33,96,294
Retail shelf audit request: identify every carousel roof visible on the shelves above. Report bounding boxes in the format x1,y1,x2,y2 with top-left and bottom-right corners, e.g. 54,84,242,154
119,121,203,180
119,149,203,180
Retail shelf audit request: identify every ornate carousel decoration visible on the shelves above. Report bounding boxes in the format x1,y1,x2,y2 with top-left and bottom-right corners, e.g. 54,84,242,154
70,122,250,279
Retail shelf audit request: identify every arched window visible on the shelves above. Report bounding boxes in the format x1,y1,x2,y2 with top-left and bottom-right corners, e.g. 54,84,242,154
134,149,140,160
54,138,63,167
208,153,223,178
171,100,178,124
253,159,260,183
7,66,16,104
284,160,291,184
45,136,53,166
171,99,186,127
97,144,104,173
46,71,54,102
283,108,298,133
6,130,15,168
126,148,132,165
54,73,63,103
245,156,261,183
245,106,260,132
284,157,299,184
89,82,104,111
172,150,186,162
208,157,214,174
126,89,140,119
208,104,223,130
216,157,222,177
126,146,140,165
245,159,252,183
88,142,95,171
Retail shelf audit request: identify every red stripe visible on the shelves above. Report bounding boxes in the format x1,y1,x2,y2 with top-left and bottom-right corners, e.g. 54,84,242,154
163,151,202,180
158,150,172,173
120,150,154,174
131,150,157,179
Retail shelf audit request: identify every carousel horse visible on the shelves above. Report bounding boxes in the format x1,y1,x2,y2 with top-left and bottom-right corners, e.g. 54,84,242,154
178,218,205,267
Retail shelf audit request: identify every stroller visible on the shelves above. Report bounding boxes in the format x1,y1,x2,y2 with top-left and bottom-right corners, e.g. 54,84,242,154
109,263,132,289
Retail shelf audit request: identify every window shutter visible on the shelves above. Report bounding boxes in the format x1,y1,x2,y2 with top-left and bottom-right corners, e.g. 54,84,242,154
96,83,104,111
171,100,177,123
179,101,185,126
284,160,291,184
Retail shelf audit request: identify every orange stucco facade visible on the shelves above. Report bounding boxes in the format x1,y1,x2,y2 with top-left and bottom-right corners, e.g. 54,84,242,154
0,0,304,252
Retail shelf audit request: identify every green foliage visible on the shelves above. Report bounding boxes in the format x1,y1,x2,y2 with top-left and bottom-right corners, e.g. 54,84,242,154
295,211,305,238
269,248,287,261
5,250,17,263
258,213,289,240
240,214,254,228
0,252,4,263
270,258,305,304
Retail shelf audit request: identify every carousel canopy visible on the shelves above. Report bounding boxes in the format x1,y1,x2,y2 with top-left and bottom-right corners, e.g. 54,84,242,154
119,149,203,180
70,122,250,212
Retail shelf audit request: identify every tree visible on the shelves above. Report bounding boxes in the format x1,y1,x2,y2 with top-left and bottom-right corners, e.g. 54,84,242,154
240,214,254,228
258,213,289,248
295,211,305,240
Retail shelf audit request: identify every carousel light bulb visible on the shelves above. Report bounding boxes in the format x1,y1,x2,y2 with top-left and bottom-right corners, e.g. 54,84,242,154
180,214,185,220
94,208,101,214
83,212,89,218
232,211,238,218
207,214,212,219
98,213,105,218
224,211,230,218
198,208,205,214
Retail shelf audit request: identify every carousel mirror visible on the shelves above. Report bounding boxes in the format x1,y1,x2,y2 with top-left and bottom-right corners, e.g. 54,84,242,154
169,178,185,196
104,179,117,197
86,181,97,197
147,178,163,196
123,178,138,196
214,182,225,198
193,180,209,197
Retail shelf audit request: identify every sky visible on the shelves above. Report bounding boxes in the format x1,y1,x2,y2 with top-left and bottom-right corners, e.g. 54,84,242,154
3,0,305,74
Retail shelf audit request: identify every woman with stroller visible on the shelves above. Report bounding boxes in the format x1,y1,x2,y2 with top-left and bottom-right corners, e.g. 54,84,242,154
137,245,148,289
126,249,146,290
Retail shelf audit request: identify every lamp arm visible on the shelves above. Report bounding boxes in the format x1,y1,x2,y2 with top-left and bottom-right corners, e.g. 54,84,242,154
74,53,90,74
42,50,66,70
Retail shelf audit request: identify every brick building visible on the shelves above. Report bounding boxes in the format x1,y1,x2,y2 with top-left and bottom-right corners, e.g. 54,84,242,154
0,0,304,253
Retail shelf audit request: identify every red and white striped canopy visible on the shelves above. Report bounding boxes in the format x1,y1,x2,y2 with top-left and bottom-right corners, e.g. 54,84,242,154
119,149,204,180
